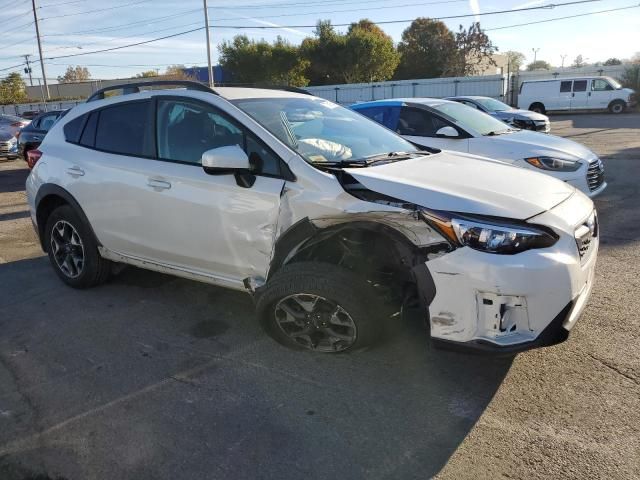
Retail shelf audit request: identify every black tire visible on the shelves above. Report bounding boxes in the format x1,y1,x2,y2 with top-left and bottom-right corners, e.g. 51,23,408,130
44,204,111,288
529,102,546,115
256,262,385,353
609,100,626,114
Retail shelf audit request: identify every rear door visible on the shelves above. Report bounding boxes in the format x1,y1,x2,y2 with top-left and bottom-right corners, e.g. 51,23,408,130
555,80,573,110
570,80,589,110
397,106,470,152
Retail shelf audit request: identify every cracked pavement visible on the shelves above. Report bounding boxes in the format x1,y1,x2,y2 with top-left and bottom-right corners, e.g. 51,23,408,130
0,113,639,479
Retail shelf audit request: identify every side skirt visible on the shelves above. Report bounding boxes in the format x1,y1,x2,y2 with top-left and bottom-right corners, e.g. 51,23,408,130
98,246,248,293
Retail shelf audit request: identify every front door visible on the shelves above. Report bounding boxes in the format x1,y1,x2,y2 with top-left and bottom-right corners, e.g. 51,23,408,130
589,78,615,109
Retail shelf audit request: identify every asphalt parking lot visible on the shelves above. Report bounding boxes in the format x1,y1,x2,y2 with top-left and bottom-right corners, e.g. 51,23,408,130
1,113,639,480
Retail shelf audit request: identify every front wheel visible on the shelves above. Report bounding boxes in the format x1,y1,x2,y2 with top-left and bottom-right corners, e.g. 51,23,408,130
609,100,626,114
256,262,385,353
529,102,546,114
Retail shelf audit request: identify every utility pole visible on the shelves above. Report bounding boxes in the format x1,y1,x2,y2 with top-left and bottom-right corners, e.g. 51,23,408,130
203,0,214,88
532,48,540,64
23,54,33,86
560,54,568,68
31,0,50,100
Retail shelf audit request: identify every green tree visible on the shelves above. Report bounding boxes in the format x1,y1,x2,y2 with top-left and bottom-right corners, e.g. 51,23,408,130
527,60,552,71
219,35,309,86
300,21,344,85
504,50,526,72
603,58,622,66
57,65,91,83
394,18,456,80
572,55,586,68
446,22,497,76
0,72,27,104
341,19,399,83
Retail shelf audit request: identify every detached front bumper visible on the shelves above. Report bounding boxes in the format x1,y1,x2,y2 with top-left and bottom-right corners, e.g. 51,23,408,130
424,206,598,354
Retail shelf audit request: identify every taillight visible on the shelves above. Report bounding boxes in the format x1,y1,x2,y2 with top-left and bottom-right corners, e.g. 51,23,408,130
26,149,42,169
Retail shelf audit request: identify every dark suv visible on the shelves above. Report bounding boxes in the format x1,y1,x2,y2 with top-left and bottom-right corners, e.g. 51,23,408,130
19,110,67,167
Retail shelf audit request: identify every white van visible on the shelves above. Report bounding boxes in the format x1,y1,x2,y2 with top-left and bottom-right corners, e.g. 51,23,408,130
518,76,636,114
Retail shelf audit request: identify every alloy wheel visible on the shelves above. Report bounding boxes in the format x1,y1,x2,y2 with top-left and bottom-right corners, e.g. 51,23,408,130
50,220,85,278
274,294,358,352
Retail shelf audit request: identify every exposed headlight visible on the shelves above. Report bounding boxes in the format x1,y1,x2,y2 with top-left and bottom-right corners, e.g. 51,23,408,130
525,156,581,172
421,210,558,254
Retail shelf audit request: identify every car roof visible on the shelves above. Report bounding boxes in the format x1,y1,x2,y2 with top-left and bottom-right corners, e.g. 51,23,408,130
522,76,609,83
353,97,456,108
215,87,311,100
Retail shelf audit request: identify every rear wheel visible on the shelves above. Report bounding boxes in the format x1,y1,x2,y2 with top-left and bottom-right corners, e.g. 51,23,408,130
256,262,385,353
44,205,111,288
529,102,546,115
609,100,625,114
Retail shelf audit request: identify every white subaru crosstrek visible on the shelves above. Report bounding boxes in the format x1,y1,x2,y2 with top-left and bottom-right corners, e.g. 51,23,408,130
26,81,599,354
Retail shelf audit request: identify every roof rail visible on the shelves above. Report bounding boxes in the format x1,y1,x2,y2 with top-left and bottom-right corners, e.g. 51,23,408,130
86,80,217,102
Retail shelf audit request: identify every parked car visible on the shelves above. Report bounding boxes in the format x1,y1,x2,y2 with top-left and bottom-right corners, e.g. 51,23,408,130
18,110,67,167
447,95,550,132
0,127,19,159
0,113,30,137
518,76,636,114
27,80,598,355
351,98,606,197
20,110,44,120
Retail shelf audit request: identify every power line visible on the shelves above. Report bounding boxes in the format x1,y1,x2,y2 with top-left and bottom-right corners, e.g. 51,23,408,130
486,3,640,30
215,0,470,22
223,0,464,9
40,0,86,7
0,20,36,39
42,8,202,36
41,0,152,20
207,0,603,28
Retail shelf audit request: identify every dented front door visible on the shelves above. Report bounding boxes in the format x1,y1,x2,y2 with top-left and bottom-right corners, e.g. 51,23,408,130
127,159,285,283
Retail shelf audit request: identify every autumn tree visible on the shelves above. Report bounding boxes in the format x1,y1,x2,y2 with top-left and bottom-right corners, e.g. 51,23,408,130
527,60,552,71
57,66,91,83
445,22,497,76
504,50,526,72
394,18,456,80
0,73,27,104
136,70,158,78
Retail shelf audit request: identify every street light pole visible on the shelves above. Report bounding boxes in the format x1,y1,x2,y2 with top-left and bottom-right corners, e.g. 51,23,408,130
560,55,568,68
203,0,214,88
532,48,540,64
31,0,50,100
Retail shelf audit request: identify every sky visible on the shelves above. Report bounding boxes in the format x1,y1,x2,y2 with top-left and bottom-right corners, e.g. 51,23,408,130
0,0,638,84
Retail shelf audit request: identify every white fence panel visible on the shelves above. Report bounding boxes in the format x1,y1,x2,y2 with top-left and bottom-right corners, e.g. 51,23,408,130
306,74,508,104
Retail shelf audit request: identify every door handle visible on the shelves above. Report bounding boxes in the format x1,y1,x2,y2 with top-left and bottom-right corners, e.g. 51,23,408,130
147,178,171,191
572,93,575,97
66,166,85,177
588,92,591,96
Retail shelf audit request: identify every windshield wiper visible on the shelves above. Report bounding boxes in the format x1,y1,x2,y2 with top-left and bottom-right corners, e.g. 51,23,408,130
485,129,516,136
358,151,422,165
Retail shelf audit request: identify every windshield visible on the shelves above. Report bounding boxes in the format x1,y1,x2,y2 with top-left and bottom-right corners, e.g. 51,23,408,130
232,97,419,164
474,97,512,112
432,102,512,136
606,77,623,89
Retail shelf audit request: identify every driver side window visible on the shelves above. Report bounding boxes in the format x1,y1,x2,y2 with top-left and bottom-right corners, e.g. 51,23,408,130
156,98,282,176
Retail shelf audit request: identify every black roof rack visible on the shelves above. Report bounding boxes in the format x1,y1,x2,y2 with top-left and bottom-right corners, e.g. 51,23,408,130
86,80,217,102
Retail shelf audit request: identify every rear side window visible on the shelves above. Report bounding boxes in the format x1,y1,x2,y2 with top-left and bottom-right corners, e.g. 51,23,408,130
63,115,85,143
355,106,400,131
573,80,588,92
397,107,448,137
95,101,151,156
560,81,572,93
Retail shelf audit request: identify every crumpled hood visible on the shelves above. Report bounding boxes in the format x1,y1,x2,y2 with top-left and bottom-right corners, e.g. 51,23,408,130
488,130,597,161
494,109,547,121
345,150,575,219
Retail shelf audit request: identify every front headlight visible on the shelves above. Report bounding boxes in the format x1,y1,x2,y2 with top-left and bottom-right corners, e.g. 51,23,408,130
422,210,558,254
525,156,581,172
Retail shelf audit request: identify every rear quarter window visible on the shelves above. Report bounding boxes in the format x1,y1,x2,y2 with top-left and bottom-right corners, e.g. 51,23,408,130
63,115,85,143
